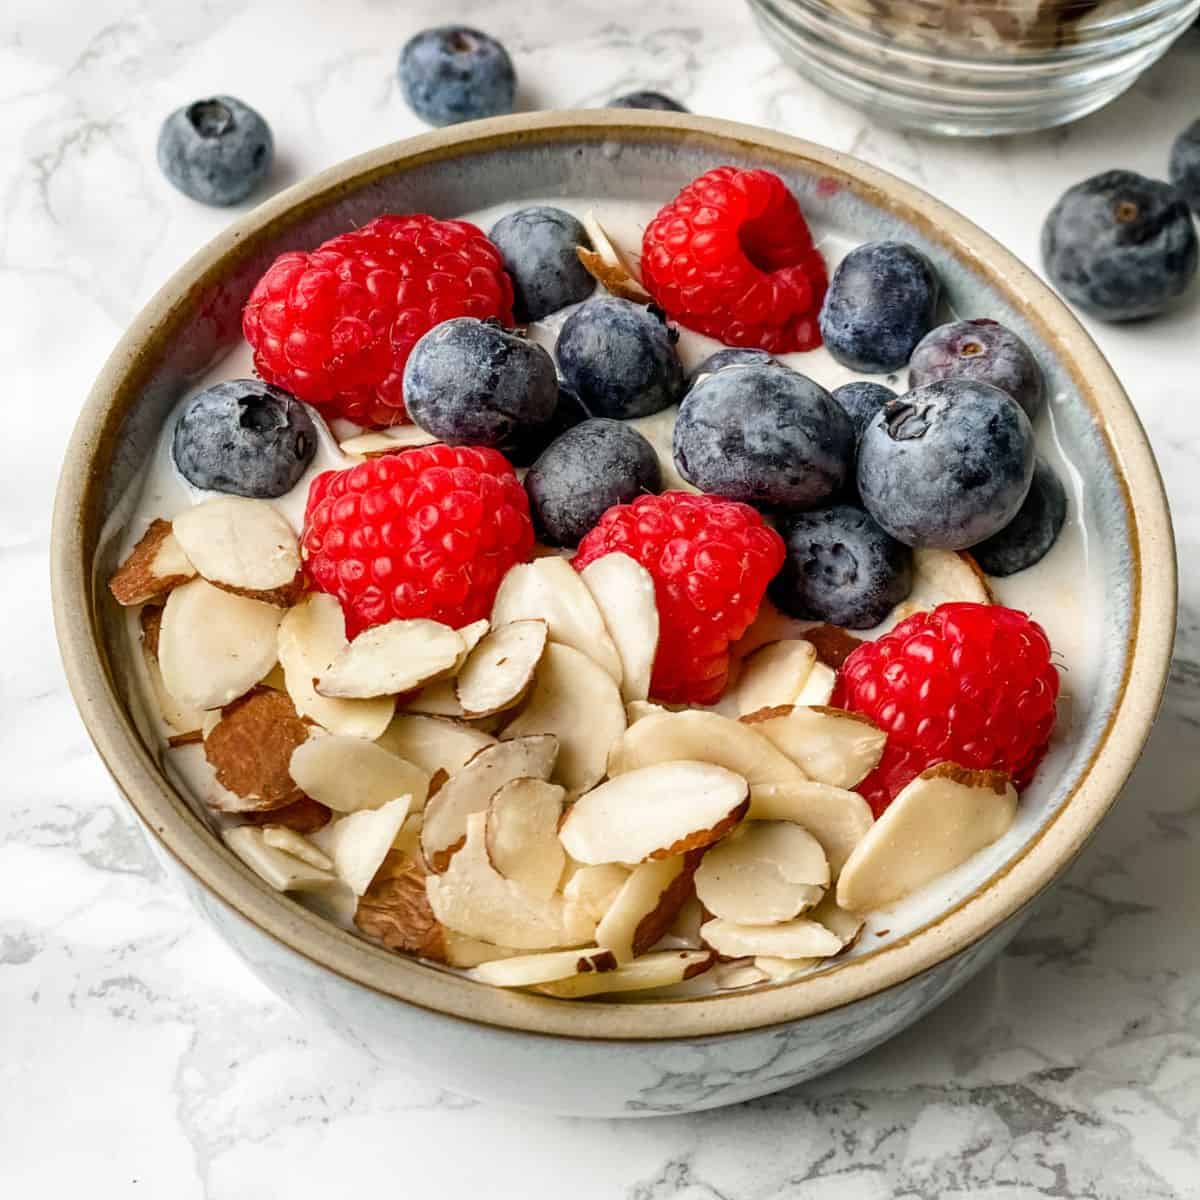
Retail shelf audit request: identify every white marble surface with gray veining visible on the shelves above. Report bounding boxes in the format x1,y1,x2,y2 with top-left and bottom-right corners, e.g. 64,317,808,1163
2,1,1198,1195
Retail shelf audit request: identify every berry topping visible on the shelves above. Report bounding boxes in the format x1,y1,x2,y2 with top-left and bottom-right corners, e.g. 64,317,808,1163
640,166,827,353
489,206,596,322
819,241,940,373
608,91,689,112
242,214,513,427
573,492,785,705
398,26,515,127
403,317,558,450
301,445,533,635
504,384,591,468
689,347,781,383
831,380,896,440
909,319,1045,421
555,296,685,419
770,505,913,629
857,380,1035,550
1169,118,1200,215
172,379,317,499
972,458,1068,578
1041,170,1198,322
673,364,855,511
834,602,1059,814
157,95,273,207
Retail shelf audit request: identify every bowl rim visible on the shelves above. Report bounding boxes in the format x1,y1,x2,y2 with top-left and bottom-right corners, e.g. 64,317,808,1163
51,109,1176,1042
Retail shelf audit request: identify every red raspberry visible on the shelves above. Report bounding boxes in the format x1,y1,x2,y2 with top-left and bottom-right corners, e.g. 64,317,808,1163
573,492,785,705
640,166,827,353
301,445,533,635
243,214,514,427
834,603,1059,815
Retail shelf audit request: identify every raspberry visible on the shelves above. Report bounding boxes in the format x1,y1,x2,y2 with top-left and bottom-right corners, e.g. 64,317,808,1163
640,166,827,353
301,445,533,635
833,603,1059,815
243,214,514,427
573,492,785,705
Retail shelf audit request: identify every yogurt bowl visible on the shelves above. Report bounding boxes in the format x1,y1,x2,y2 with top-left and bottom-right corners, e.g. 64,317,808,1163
52,111,1174,1117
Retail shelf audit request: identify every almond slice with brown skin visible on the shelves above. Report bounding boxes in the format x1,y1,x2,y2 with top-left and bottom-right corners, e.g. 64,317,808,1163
110,519,196,605
471,946,619,988
289,735,430,814
420,734,558,872
203,687,310,811
837,763,1017,912
159,579,282,711
262,826,333,871
355,850,452,961
740,705,886,790
694,822,829,925
560,761,748,865
733,639,817,715
701,917,843,959
485,778,566,900
455,620,548,717
376,714,496,777
223,825,336,892
316,619,464,699
594,852,701,962
243,794,332,835
317,796,412,895
562,863,632,923
534,950,715,998
748,781,874,876
578,553,659,703
576,211,653,303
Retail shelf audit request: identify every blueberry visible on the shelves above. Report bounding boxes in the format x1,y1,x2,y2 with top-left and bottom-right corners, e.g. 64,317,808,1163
831,381,896,440
689,348,780,384
398,26,515,126
819,242,940,373
556,297,685,419
156,96,272,206
608,91,688,112
505,384,591,468
403,318,558,449
770,505,913,629
673,365,855,511
1041,170,1198,321
972,458,1068,577
173,380,316,498
489,206,595,322
857,379,1035,550
525,419,661,547
1169,118,1200,215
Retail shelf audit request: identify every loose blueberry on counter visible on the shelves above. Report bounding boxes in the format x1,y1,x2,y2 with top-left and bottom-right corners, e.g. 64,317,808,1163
857,379,1035,551
608,91,689,112
818,241,940,373
831,381,896,440
1169,118,1200,215
489,206,595,323
908,319,1044,421
688,347,780,385
403,318,558,448
770,505,913,629
673,364,855,511
1041,170,1198,321
525,419,661,547
972,458,1068,577
173,380,316,498
398,26,515,126
157,96,272,206
504,384,590,468
556,297,685,419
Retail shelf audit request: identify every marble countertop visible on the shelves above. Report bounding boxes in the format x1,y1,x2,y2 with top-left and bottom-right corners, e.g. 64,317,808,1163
3,1,1198,1195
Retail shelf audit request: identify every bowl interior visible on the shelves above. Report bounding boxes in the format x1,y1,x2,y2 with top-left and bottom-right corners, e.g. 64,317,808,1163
54,112,1174,1040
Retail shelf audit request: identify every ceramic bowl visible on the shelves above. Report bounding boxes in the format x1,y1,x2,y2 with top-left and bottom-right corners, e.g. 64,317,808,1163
52,111,1175,1117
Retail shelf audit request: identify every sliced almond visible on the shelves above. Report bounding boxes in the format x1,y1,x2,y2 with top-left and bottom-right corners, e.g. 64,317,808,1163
159,579,282,710
595,852,700,962
338,427,439,457
837,763,1017,912
243,794,332,835
607,709,809,792
355,849,451,962
289,735,430,814
376,714,496,777
560,762,748,865
420,735,558,872
426,812,593,950
802,624,865,670
748,781,874,876
794,661,836,706
576,211,653,303
443,935,522,969
701,917,843,959
661,893,706,950
871,548,993,635
203,688,310,811
808,892,865,952
485,778,566,899
110,519,196,605
534,950,715,998
626,700,668,724
733,640,817,715
754,956,822,983
471,946,619,988
223,825,335,892
712,960,770,991
562,863,632,923
578,553,659,703
401,678,466,717
318,796,412,895
171,497,300,601
695,822,829,925
455,620,547,717
502,642,626,797
491,557,622,687
741,705,886,790
141,643,207,734
262,826,333,871
316,619,463,699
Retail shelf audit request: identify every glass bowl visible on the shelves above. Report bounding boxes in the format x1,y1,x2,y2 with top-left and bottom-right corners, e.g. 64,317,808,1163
748,0,1200,135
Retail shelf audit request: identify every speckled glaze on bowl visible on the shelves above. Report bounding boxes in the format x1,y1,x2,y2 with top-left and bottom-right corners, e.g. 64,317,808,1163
52,111,1175,1117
